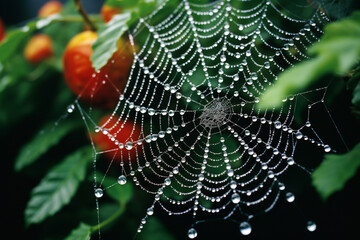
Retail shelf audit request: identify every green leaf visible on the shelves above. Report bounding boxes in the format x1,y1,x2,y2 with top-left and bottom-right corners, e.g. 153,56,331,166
258,54,336,109
91,0,170,70
352,80,360,107
139,217,175,240
15,120,80,171
137,0,167,18
91,12,134,71
0,15,62,64
25,147,93,226
309,11,360,74
258,10,360,109
104,0,139,8
64,223,91,240
0,25,34,63
312,143,360,200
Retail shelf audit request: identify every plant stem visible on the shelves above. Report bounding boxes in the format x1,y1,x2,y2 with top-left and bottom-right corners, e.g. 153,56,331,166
74,0,98,31
91,202,126,233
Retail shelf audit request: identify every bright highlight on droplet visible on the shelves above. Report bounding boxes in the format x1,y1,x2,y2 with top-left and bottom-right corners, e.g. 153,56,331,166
94,188,103,198
117,175,127,185
187,228,197,239
239,221,252,235
286,192,295,202
306,221,317,232
231,192,240,204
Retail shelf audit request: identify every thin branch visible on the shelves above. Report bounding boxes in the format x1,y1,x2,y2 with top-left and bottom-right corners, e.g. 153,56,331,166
75,0,97,31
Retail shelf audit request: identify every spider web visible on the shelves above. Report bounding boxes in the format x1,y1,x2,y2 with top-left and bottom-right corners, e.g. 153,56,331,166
68,0,335,238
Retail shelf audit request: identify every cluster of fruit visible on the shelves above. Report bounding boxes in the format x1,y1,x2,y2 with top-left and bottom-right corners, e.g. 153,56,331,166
1,1,140,163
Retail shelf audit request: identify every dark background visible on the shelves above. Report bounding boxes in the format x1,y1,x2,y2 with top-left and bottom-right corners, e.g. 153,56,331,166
2,1,360,240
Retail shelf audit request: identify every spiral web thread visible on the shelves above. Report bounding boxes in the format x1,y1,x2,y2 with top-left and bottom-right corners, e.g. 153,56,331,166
73,0,335,238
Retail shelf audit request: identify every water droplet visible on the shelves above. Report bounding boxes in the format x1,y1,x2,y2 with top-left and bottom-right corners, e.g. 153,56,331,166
231,192,240,204
220,55,226,62
198,174,204,181
307,221,317,232
239,24,244,31
268,171,275,178
147,207,154,215
188,228,198,239
324,145,331,152
278,182,285,190
158,131,165,138
287,157,295,165
151,134,158,141
145,135,152,143
148,108,155,116
118,175,127,185
67,104,75,113
230,180,237,189
227,169,234,177
264,61,270,69
274,121,282,129
295,131,303,139
94,188,103,198
125,142,133,150
164,177,171,186
239,221,252,235
286,192,295,202
251,72,258,80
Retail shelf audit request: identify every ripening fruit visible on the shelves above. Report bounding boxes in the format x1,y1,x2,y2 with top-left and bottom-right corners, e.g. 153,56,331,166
101,5,122,23
90,114,142,163
0,18,6,43
63,31,133,109
38,1,63,18
24,34,54,64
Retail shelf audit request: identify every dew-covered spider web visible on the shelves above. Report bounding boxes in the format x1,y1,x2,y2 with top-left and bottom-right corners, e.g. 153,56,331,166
65,0,339,238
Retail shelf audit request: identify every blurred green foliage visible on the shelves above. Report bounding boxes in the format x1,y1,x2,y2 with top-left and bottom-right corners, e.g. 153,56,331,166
1,0,360,239
312,143,360,200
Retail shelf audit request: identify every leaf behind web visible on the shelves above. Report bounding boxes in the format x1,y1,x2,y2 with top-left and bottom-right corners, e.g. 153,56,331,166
15,120,80,171
258,10,360,109
312,143,360,200
64,222,92,240
25,146,93,226
91,12,134,71
91,0,170,71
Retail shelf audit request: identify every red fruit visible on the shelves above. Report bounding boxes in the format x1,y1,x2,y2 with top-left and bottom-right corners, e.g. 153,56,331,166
0,18,6,43
38,1,63,18
101,5,122,23
90,114,142,163
24,34,53,64
63,31,133,109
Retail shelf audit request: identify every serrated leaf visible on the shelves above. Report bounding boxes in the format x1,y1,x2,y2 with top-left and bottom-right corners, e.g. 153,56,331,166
91,0,169,71
64,223,91,240
91,12,134,71
312,143,360,200
25,147,92,226
15,120,80,171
